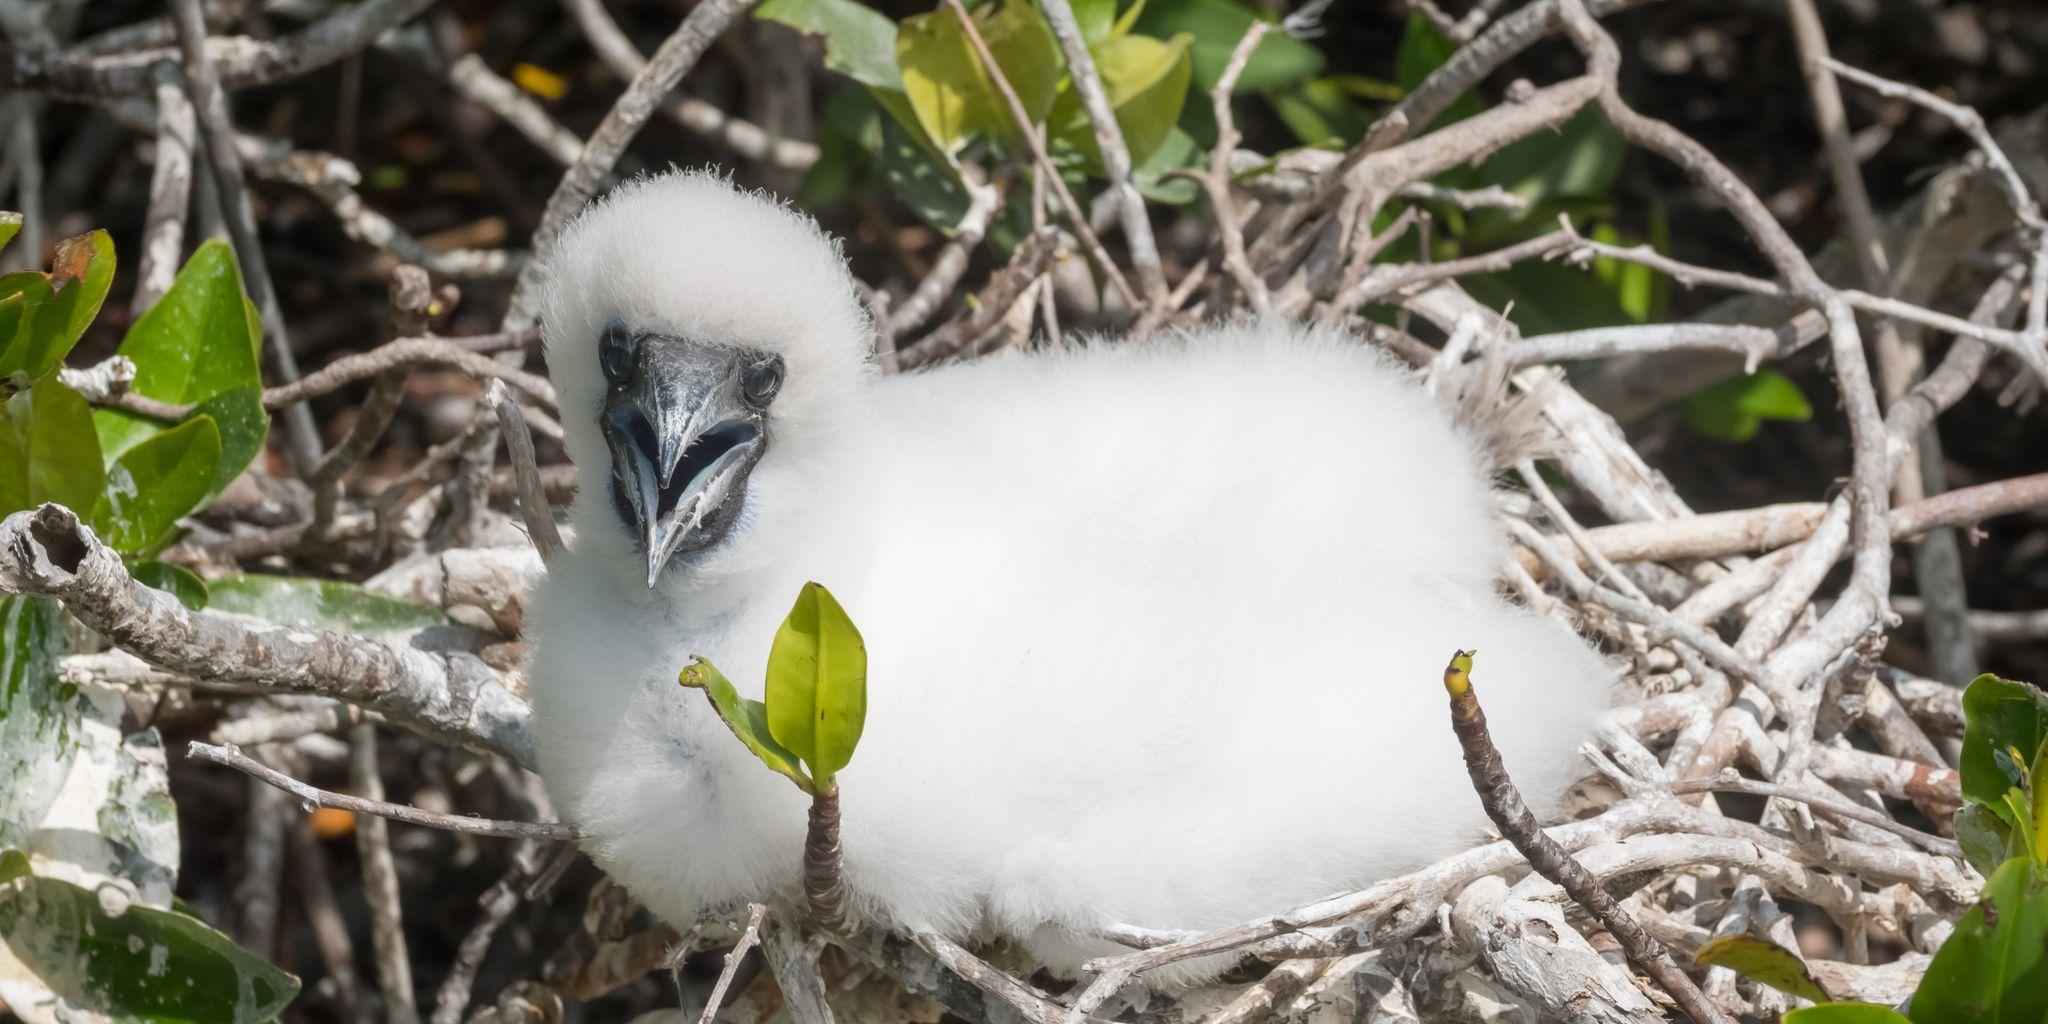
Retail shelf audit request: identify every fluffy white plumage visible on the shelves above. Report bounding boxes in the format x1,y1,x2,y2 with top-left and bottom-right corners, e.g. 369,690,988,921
527,170,1615,982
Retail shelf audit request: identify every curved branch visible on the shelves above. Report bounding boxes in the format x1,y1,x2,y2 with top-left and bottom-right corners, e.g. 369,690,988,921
0,504,535,767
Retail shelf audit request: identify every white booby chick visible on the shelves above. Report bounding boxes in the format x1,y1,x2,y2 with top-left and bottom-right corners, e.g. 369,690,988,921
526,171,1615,981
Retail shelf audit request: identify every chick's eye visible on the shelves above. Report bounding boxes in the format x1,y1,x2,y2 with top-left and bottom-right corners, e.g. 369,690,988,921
741,357,783,406
599,321,637,384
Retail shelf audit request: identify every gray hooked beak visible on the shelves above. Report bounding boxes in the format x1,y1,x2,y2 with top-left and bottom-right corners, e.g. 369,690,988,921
601,336,767,587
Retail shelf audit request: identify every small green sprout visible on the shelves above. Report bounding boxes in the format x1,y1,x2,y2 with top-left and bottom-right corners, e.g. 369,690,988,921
679,581,868,795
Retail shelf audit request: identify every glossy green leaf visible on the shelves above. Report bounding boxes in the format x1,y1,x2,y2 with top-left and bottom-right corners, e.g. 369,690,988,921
680,657,813,793
765,581,868,788
1961,675,2048,808
1785,1006,1913,1024
94,239,268,494
0,377,106,518
757,0,903,91
130,561,209,611
0,869,298,1021
1693,934,1829,1003
898,0,1059,154
0,231,116,390
1130,0,1320,94
1052,32,1193,171
92,414,220,554
190,385,267,497
0,212,19,255
1907,857,2048,1023
1684,370,1814,443
205,575,448,635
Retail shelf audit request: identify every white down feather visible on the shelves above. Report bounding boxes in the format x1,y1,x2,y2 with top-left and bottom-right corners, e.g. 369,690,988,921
526,170,1617,983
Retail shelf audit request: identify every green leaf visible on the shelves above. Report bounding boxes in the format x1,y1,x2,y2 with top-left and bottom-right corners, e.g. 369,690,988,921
1072,0,1115,45
1051,32,1194,171
897,1,1059,154
130,561,209,611
680,657,813,793
0,596,74,852
765,581,868,788
1684,371,1814,443
190,385,267,497
1133,126,1202,204
93,238,268,498
1785,1006,1914,1024
0,231,116,390
91,414,221,555
1270,76,1375,147
0,376,106,517
1474,107,1624,206
1957,803,2018,878
0,870,298,1021
205,576,448,635
880,106,974,230
757,0,903,91
1130,0,1320,94
1907,857,2048,1023
1693,934,1829,1003
0,212,19,255
1961,675,2048,809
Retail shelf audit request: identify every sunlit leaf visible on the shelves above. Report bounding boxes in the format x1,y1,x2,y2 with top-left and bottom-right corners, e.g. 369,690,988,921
0,870,298,1021
130,561,209,611
0,212,19,255
1693,934,1829,1003
765,582,868,788
92,414,221,554
1130,0,1319,94
1072,0,1115,45
0,376,105,517
93,239,267,499
205,575,448,635
1051,32,1193,171
897,0,1059,154
1683,371,1813,443
0,231,116,390
1907,857,2048,1022
680,657,813,793
758,0,903,91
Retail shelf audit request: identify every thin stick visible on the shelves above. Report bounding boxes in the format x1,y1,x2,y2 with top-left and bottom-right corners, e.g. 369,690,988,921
132,66,193,315
1442,651,1731,1024
941,0,1140,312
503,0,763,330
187,740,581,840
169,0,322,474
699,904,769,1024
485,380,564,561
352,724,421,1024
1038,0,1164,303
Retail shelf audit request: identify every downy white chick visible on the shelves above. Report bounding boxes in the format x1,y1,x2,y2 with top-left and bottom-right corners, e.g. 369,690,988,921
526,170,1616,982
